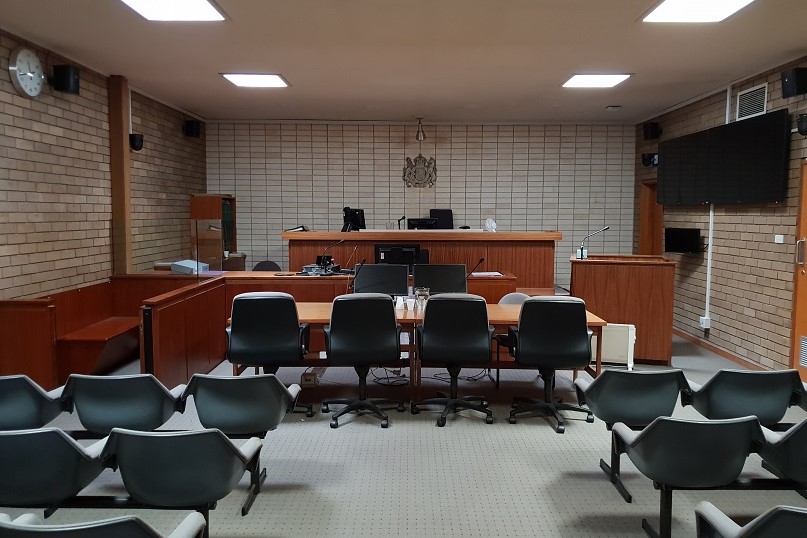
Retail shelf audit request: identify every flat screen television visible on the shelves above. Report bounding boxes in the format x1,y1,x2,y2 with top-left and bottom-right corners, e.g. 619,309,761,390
374,243,421,273
341,207,366,231
664,228,701,253
657,108,790,205
407,218,438,230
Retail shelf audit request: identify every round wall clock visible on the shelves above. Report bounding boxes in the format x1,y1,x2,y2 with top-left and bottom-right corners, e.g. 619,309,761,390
9,46,45,98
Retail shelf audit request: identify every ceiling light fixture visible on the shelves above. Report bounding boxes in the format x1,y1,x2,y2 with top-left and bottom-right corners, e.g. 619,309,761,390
643,0,755,23
416,118,426,141
222,74,289,88
605,105,623,111
563,74,630,88
120,0,225,22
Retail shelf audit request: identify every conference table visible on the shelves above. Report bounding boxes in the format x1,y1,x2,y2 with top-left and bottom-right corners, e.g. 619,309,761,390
290,302,607,399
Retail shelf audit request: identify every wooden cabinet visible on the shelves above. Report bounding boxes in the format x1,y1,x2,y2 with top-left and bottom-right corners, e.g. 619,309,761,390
190,194,242,270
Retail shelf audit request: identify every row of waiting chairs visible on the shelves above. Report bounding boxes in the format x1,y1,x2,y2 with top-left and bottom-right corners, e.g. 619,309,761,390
0,511,207,537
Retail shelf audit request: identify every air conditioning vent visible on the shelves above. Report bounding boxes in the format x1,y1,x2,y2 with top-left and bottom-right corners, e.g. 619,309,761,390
800,336,807,368
736,84,767,120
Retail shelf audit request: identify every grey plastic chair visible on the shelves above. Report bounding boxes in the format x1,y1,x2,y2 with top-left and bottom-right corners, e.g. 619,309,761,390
0,512,206,538
612,416,764,538
0,375,64,430
183,373,301,437
507,296,594,433
682,369,803,428
61,374,185,435
321,293,404,428
489,292,531,388
574,369,691,502
227,291,313,416
695,501,807,538
758,418,807,487
0,428,105,509
101,428,264,530
410,294,494,427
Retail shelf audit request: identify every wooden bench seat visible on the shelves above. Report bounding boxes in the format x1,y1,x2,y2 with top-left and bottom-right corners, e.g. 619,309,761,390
57,316,140,383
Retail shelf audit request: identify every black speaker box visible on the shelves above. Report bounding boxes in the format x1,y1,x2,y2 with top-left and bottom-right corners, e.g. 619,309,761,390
51,65,80,94
643,122,660,140
798,114,807,136
129,133,144,151
782,67,807,98
183,119,202,138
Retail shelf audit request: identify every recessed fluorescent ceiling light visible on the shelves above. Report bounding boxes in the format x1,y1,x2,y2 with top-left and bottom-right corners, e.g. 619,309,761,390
223,74,289,88
563,74,630,88
120,0,224,21
643,0,755,23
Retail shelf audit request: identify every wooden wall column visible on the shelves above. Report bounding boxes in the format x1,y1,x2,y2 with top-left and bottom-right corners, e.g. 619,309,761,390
108,75,133,274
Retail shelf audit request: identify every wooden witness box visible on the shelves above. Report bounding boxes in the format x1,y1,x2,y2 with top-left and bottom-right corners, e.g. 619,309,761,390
570,255,676,364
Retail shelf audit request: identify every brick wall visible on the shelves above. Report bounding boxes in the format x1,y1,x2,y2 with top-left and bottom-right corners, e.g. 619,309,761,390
636,56,807,369
207,123,636,284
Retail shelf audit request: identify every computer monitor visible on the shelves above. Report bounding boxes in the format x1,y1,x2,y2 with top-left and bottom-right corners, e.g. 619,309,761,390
413,264,467,294
407,218,438,230
429,209,454,229
341,207,366,231
375,243,420,274
352,264,409,296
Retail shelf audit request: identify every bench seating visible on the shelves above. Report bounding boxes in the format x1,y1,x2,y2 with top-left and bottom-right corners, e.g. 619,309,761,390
57,317,141,383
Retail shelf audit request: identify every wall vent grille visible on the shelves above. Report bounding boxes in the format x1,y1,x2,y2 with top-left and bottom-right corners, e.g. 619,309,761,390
736,84,768,120
800,336,807,368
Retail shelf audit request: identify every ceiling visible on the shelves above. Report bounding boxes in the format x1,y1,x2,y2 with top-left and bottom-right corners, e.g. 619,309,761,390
0,0,805,123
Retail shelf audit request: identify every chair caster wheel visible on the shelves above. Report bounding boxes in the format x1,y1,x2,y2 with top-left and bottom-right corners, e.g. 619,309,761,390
508,416,517,424
485,416,494,424
437,418,446,427
397,403,405,412
321,405,330,413
586,414,594,423
410,405,420,415
330,419,339,429
381,419,389,428
555,424,565,434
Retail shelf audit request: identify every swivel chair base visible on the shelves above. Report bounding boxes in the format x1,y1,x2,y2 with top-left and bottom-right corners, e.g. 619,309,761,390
322,366,404,428
508,371,593,433
411,366,493,427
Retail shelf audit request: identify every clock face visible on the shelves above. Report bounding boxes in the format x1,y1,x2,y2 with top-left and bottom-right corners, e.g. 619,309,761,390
9,47,45,98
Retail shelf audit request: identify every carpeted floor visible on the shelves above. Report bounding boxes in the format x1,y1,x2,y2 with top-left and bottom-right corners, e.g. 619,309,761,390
4,336,805,537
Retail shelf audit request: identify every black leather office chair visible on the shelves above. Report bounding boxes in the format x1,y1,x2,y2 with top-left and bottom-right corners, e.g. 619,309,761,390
429,209,454,229
227,292,313,416
0,375,64,430
410,293,494,427
322,293,404,428
695,501,807,537
412,264,467,294
253,260,282,271
507,296,594,433
0,512,206,538
352,263,409,296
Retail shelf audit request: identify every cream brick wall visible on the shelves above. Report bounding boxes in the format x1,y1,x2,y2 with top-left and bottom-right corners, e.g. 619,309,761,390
636,57,807,369
207,123,636,285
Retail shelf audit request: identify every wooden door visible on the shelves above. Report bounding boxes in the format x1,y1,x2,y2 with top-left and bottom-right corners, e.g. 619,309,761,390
791,161,807,380
639,181,663,255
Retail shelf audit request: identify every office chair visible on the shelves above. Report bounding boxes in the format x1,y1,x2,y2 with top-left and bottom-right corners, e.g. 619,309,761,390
0,512,206,538
682,369,803,429
574,369,691,502
352,263,409,296
252,260,282,271
227,292,313,416
101,428,264,527
695,501,807,538
0,428,105,509
429,208,454,229
60,374,186,436
507,296,594,433
489,292,531,387
321,293,405,428
183,373,301,437
410,293,494,427
413,264,467,294
612,416,764,538
0,375,64,430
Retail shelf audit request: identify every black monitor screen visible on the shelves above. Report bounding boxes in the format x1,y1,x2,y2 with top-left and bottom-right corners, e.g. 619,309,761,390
664,228,701,253
413,264,467,294
407,218,437,230
375,243,420,273
352,264,409,296
341,207,366,231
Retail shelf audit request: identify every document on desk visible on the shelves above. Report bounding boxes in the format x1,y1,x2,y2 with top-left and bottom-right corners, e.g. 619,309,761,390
472,271,503,277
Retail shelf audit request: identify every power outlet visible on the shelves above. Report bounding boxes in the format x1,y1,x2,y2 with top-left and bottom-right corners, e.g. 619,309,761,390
699,316,711,330
300,371,318,387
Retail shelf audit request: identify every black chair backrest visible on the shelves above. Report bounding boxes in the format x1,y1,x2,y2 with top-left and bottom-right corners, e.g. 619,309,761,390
413,264,467,294
253,260,282,271
326,294,400,366
760,419,807,485
429,209,454,229
419,293,491,365
228,292,303,366
0,375,61,430
514,297,590,369
353,264,408,296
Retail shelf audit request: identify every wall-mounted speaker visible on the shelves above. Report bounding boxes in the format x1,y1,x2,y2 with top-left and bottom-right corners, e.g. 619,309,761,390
643,122,661,140
129,133,144,151
798,114,807,136
782,67,807,98
51,65,80,94
641,153,658,167
182,119,202,138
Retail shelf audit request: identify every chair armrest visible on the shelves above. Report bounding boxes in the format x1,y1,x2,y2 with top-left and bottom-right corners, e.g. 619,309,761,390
612,423,639,451
680,378,700,406
83,436,109,460
573,377,593,407
299,323,310,355
238,437,263,461
11,513,43,526
508,327,519,357
46,385,65,400
323,325,331,351
286,383,302,412
169,384,187,400
694,501,740,537
0,514,11,524
168,512,208,538
761,425,783,446
170,384,188,412
800,382,807,412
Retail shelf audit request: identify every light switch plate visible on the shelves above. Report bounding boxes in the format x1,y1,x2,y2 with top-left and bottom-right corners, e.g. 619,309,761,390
774,234,784,244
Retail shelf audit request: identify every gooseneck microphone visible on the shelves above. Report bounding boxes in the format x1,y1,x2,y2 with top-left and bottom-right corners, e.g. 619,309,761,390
467,257,485,278
348,258,367,292
397,215,406,229
342,245,359,273
318,239,345,267
577,226,609,259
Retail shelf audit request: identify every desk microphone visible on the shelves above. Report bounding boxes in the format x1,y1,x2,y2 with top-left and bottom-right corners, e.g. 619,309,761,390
397,215,406,230
317,239,345,267
467,257,485,278
342,245,359,273
348,258,367,292
577,226,609,260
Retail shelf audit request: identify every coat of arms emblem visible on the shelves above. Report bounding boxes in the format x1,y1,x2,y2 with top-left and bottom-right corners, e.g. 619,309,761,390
403,153,437,188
